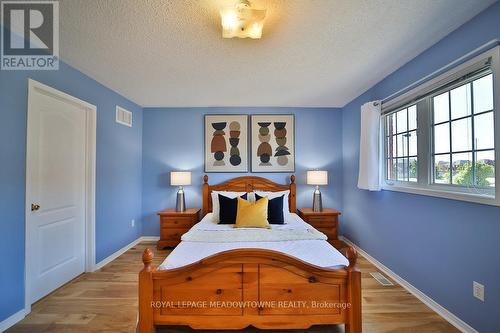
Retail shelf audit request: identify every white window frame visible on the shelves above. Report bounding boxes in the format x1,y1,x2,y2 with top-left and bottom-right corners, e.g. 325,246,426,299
380,46,500,206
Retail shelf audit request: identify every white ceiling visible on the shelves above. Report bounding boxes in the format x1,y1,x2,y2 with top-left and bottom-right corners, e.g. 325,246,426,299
59,0,495,107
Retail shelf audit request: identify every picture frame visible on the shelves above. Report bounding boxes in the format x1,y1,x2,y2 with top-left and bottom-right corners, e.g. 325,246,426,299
250,114,295,172
204,114,248,172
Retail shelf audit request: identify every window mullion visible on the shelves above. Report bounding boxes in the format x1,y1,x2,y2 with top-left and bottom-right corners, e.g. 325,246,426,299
417,99,430,185
407,108,410,181
470,83,477,186
395,113,398,180
448,93,453,184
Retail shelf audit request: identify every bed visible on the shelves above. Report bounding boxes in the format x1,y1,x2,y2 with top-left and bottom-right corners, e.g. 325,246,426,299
138,175,361,332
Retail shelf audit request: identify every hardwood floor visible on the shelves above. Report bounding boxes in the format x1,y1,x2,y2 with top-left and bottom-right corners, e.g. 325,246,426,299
7,242,459,333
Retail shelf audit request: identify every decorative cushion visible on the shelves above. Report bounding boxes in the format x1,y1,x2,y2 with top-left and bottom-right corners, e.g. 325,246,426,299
255,193,285,224
254,190,290,214
211,191,247,222
235,197,270,229
218,193,247,224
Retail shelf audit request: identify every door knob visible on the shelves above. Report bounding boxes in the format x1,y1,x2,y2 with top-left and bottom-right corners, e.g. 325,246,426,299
31,203,41,211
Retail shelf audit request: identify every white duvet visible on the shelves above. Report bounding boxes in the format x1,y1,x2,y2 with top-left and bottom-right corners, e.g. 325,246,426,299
158,213,349,270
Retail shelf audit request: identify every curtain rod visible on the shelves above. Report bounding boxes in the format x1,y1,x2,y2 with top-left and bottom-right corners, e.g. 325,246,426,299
379,38,500,106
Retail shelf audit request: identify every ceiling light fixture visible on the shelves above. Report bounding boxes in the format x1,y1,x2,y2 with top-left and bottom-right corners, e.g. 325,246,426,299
220,0,266,39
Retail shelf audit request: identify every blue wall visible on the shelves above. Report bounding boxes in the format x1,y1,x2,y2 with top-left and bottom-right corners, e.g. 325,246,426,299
0,61,143,321
141,107,343,236
341,2,500,331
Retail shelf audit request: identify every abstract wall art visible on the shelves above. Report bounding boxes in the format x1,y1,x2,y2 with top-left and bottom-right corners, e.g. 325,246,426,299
251,114,295,172
205,115,248,172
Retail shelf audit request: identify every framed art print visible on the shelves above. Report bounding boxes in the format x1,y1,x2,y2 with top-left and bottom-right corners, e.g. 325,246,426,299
205,115,248,172
251,114,295,172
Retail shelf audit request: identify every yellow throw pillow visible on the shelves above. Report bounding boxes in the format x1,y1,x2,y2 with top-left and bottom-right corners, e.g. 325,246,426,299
235,196,270,228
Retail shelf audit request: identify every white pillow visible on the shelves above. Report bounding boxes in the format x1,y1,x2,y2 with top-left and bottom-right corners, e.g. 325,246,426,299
254,190,290,214
211,191,248,223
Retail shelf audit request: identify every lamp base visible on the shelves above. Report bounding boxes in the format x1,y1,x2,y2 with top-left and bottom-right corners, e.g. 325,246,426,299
312,186,323,212
176,187,186,212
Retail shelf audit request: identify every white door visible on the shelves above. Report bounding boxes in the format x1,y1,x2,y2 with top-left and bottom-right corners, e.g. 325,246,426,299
26,82,89,304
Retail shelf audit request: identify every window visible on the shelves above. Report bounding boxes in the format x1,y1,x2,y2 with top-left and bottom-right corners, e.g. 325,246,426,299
381,46,499,206
431,74,495,188
385,105,418,182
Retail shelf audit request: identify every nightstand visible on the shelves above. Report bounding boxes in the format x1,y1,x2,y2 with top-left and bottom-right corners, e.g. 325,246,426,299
297,208,340,242
157,208,200,249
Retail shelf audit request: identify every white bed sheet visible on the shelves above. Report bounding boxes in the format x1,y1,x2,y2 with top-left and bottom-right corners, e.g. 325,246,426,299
158,213,349,270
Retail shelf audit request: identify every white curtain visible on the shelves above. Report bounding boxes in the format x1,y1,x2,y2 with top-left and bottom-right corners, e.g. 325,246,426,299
357,101,381,191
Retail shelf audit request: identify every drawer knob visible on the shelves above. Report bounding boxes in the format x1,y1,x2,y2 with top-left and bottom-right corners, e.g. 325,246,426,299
216,289,222,295
308,276,317,283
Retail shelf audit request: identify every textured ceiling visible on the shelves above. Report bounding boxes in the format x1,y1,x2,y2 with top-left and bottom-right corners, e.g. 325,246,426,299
59,0,495,107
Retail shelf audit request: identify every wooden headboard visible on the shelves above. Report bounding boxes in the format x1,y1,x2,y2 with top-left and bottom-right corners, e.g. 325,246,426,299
202,175,296,216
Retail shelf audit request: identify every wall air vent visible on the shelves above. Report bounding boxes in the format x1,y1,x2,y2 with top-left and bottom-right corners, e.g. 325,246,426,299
116,106,132,127
370,272,394,286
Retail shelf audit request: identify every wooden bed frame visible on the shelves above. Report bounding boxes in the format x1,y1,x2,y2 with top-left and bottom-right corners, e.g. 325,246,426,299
138,175,361,332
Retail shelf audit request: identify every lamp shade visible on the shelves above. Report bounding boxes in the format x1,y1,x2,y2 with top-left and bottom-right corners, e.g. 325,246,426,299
170,171,192,186
307,170,328,186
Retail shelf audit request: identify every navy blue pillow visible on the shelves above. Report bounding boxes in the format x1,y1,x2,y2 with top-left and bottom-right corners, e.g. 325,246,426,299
255,193,285,224
218,193,247,224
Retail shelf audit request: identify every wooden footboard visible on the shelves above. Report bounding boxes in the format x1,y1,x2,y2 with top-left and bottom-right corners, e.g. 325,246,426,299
138,247,361,332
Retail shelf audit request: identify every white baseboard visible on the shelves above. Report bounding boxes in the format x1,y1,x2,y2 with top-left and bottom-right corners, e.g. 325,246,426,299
93,237,143,271
341,236,478,333
140,236,160,241
0,309,26,332
92,236,159,271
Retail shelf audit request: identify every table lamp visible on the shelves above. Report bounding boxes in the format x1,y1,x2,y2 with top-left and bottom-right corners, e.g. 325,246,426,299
170,171,192,212
307,170,328,212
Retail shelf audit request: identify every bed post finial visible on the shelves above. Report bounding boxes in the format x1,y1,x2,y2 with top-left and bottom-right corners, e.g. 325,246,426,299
345,246,358,269
202,175,209,216
142,248,154,269
139,248,154,332
289,175,296,212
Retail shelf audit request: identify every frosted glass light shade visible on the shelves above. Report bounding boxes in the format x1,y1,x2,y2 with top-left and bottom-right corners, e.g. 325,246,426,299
170,171,192,186
307,170,328,186
220,1,266,39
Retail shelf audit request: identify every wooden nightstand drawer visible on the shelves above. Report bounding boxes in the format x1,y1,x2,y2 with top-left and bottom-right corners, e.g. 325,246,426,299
297,208,341,241
306,216,337,227
160,227,187,241
161,216,195,228
157,208,200,249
